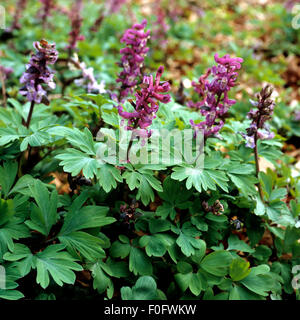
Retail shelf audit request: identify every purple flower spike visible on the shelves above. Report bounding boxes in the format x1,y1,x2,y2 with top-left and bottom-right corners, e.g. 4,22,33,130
118,65,171,132
241,85,275,148
10,0,27,31
117,19,150,101
189,53,243,137
19,40,58,105
38,0,56,27
67,0,85,51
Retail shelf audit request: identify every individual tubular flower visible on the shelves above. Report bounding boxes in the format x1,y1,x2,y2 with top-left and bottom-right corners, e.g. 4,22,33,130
19,40,58,105
67,0,85,52
118,65,171,132
189,53,243,137
117,19,150,101
241,85,275,148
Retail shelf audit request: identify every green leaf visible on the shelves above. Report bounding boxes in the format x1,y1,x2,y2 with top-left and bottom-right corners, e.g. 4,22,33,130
33,244,83,289
8,175,40,196
3,244,34,277
0,127,20,146
59,195,111,235
123,167,163,205
0,211,30,258
97,164,123,193
58,231,106,262
229,259,251,281
121,276,159,300
110,241,131,259
171,166,229,193
174,272,193,292
25,180,58,236
149,218,171,233
139,235,168,257
129,247,153,276
0,199,15,226
20,131,51,151
227,234,255,253
240,269,274,297
200,251,233,276
254,196,266,216
227,173,258,195
175,223,203,257
90,261,113,294
56,149,99,179
0,161,18,198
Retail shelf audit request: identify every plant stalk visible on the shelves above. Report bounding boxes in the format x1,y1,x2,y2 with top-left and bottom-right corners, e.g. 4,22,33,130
25,101,35,128
254,131,264,202
0,70,7,108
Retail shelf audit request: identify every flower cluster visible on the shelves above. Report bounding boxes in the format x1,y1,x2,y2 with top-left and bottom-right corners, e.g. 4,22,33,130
241,85,275,148
10,0,27,31
19,40,58,104
38,0,56,27
118,65,171,133
117,19,150,101
67,0,85,51
189,53,243,137
152,0,169,47
108,0,127,14
71,55,106,94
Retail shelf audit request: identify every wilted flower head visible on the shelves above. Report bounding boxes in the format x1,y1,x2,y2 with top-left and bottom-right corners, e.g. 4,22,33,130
241,85,275,148
189,53,243,137
118,65,171,132
117,19,150,101
67,0,85,51
19,40,58,104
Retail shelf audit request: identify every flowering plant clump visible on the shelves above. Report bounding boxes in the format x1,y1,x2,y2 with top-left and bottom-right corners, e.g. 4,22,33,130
117,19,150,100
241,85,275,148
19,40,58,105
118,65,171,132
189,53,243,137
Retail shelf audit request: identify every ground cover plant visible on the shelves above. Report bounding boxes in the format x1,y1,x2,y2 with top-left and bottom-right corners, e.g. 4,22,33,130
0,0,299,301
